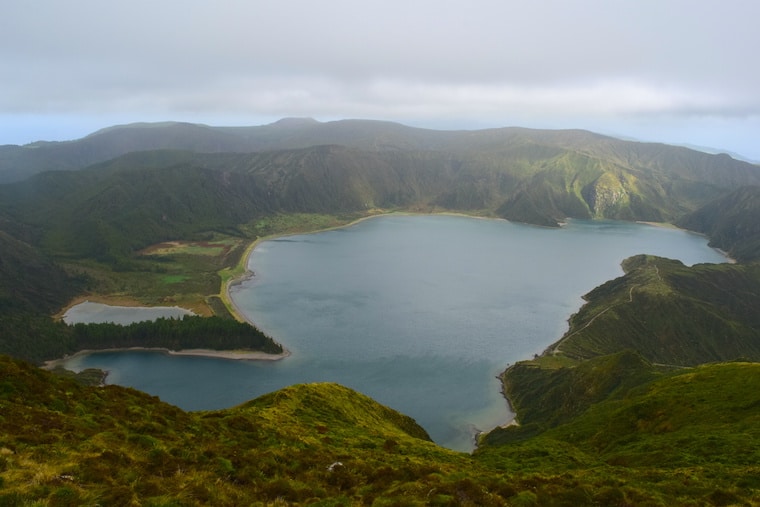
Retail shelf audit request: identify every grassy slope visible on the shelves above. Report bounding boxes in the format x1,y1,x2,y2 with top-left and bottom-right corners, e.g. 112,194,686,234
2,354,759,505
0,355,485,505
550,255,760,365
677,185,760,262
0,231,83,314
477,253,760,505
3,137,759,264
489,256,760,440
544,362,760,469
477,362,760,506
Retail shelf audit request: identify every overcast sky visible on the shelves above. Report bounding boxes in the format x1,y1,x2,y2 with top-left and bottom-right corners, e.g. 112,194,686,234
2,0,759,160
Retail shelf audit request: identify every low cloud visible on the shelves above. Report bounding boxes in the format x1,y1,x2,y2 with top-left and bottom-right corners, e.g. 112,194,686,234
2,0,759,158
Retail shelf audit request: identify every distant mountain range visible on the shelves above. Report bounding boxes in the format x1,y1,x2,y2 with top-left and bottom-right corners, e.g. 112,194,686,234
2,117,758,184
1,119,759,261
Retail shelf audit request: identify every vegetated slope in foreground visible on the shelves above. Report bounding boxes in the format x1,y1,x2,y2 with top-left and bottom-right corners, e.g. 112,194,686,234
2,355,760,506
478,255,760,504
548,255,760,366
476,361,760,506
487,256,760,441
0,355,485,505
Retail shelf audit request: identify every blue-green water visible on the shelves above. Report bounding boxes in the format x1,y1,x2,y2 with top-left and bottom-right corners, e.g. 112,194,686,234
62,215,727,451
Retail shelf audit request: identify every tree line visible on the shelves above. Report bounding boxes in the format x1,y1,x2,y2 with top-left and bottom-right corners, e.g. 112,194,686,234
0,314,282,365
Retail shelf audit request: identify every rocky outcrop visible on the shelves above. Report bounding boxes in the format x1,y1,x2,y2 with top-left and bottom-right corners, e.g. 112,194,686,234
582,172,630,217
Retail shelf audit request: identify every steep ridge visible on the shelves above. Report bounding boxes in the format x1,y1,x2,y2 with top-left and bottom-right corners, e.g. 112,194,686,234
677,185,760,262
485,255,760,448
0,231,82,314
2,139,759,270
549,255,760,365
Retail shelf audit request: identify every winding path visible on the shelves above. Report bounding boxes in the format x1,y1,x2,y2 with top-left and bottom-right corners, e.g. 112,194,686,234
551,283,639,356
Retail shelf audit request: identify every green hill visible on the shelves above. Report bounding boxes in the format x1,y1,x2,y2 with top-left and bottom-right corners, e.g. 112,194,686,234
2,130,759,268
2,353,759,505
0,159,275,262
468,252,760,504
476,361,760,506
0,355,477,505
677,185,760,262
0,230,82,314
544,255,760,365
484,254,760,455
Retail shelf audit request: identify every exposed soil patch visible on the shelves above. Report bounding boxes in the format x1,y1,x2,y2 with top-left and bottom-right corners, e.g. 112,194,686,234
139,240,235,257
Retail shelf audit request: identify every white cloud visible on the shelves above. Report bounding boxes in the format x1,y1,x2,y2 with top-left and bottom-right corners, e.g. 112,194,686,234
1,0,760,158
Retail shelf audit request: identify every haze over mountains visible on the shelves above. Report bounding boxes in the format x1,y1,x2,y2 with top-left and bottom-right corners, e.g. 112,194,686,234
2,119,759,264
3,117,758,183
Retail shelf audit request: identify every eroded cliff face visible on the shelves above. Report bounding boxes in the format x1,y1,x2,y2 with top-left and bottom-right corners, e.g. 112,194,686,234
582,172,630,217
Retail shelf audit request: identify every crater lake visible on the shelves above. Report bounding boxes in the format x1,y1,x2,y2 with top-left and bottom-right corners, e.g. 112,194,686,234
61,215,728,451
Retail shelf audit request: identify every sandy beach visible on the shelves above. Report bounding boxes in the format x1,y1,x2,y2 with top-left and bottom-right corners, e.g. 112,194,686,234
48,234,295,367
165,347,290,360
43,346,290,370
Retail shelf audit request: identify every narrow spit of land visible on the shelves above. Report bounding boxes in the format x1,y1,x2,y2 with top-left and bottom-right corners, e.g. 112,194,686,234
42,346,288,371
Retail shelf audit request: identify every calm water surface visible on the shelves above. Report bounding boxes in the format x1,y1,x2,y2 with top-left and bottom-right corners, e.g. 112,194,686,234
63,301,194,325
63,215,727,451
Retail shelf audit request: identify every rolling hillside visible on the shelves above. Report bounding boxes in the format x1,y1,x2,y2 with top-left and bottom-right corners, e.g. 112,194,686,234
0,231,82,314
485,254,760,446
2,119,758,191
2,121,759,272
548,255,760,365
677,185,760,262
2,354,760,505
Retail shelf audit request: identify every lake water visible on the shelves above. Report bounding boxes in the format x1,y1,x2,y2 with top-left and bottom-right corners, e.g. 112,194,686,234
63,301,195,325
62,215,727,451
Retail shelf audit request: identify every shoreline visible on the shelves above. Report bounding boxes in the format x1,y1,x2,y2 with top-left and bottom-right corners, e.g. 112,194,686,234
51,212,726,447
43,346,291,371
221,210,500,322
59,300,196,324
636,220,737,263
220,210,498,362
